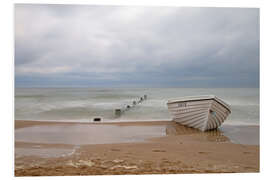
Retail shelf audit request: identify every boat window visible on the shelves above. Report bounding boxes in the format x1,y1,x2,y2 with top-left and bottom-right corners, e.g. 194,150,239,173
178,102,187,107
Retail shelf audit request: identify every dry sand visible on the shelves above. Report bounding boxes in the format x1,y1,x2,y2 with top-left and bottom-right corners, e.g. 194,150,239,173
15,120,259,176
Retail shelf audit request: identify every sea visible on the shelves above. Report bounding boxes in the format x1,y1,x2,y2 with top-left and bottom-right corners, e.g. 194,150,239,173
14,88,259,126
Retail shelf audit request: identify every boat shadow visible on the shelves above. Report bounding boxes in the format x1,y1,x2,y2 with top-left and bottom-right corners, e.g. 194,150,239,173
165,121,230,143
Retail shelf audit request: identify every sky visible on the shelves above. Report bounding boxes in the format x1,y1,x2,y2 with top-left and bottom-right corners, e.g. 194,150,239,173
15,4,259,88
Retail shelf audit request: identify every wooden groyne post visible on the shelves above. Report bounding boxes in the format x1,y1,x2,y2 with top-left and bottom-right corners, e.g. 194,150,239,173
115,109,122,116
114,95,148,117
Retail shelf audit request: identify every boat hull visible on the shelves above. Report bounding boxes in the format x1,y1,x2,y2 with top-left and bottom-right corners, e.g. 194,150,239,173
167,96,231,131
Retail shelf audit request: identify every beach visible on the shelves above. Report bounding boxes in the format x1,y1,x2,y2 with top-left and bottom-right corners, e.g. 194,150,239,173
13,4,260,177
15,120,259,176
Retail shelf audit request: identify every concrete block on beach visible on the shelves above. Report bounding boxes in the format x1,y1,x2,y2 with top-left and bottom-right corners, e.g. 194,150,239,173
93,117,101,122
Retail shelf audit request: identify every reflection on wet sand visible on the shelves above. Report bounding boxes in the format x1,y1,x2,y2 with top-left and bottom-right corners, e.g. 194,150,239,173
14,120,259,176
165,121,259,145
15,124,166,145
15,147,76,158
165,122,230,143
15,120,259,159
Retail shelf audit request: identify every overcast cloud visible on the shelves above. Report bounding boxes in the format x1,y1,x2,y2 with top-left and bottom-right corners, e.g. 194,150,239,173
15,4,259,87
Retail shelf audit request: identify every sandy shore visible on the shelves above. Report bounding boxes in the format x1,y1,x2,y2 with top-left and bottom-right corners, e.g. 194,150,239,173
15,120,259,176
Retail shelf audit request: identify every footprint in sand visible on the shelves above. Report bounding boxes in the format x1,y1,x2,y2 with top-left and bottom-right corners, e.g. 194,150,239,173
198,151,210,154
152,149,166,152
244,166,255,170
111,148,121,151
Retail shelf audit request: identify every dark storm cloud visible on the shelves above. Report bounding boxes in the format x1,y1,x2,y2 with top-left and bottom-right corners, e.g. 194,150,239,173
15,4,259,87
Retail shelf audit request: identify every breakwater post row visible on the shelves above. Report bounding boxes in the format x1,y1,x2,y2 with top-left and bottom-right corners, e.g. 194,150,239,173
115,95,147,117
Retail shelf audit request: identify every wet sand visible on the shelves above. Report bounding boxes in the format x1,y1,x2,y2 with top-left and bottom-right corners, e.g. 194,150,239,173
15,120,259,176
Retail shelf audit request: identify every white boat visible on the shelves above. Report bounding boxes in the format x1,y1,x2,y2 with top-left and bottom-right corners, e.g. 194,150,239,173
167,95,231,131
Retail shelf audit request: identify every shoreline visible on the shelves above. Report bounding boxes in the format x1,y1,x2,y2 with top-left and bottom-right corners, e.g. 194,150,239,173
15,120,260,176
15,119,175,129
15,119,259,129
